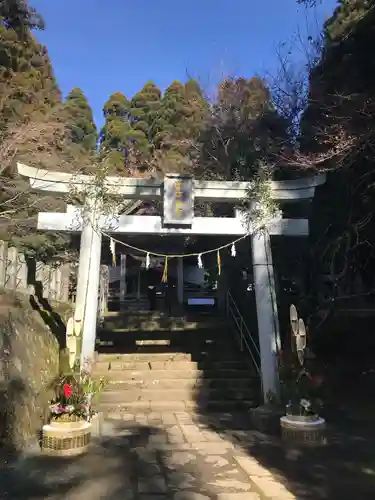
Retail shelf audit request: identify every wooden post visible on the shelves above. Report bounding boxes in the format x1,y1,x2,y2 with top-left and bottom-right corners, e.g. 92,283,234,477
16,252,28,293
137,268,141,299
177,258,184,305
120,254,127,310
34,261,44,298
42,264,51,299
55,266,62,301
100,265,109,314
49,266,57,302
61,264,70,303
104,266,109,313
5,247,18,291
0,240,8,289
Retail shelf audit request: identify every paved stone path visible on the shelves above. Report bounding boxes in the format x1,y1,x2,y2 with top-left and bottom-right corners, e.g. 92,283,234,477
2,412,296,500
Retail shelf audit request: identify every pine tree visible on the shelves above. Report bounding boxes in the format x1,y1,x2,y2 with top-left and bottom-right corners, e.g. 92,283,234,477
100,91,149,172
152,79,209,173
130,81,162,144
0,3,60,129
0,1,77,256
65,88,97,152
0,0,44,32
183,79,209,138
154,80,186,148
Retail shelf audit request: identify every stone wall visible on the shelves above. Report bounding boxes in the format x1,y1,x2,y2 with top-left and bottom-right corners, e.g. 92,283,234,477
0,292,69,453
0,241,71,303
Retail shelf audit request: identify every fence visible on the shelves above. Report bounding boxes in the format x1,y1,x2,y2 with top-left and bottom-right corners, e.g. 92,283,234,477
0,241,71,303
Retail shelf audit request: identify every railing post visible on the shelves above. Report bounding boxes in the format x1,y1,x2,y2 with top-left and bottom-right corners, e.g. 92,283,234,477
240,319,243,351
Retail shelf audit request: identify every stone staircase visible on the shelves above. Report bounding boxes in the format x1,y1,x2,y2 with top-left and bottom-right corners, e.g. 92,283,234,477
107,296,150,312
93,311,261,417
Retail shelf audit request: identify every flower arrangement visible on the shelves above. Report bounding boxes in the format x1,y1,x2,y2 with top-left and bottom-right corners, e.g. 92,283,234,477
48,371,107,422
278,305,324,418
277,349,324,417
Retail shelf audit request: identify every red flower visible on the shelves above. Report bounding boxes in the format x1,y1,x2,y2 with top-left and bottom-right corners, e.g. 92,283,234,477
63,384,73,398
309,375,324,388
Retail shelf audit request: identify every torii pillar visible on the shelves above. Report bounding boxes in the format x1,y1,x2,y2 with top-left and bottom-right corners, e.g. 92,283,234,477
74,201,102,366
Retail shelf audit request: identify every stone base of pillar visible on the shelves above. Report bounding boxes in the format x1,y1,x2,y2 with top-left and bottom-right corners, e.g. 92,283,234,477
249,405,284,435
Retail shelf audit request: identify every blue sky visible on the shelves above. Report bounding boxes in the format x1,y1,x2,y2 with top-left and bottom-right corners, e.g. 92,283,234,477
32,0,337,128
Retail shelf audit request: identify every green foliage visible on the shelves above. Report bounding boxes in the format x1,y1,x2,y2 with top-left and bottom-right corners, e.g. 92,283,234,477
100,91,150,172
59,348,72,375
48,369,107,421
0,31,59,124
152,79,209,173
278,349,324,416
300,0,375,311
324,0,370,42
130,80,161,143
0,0,45,32
0,10,90,257
65,88,97,152
99,80,209,175
155,79,207,146
0,8,60,129
0,1,298,257
200,76,289,181
153,80,185,149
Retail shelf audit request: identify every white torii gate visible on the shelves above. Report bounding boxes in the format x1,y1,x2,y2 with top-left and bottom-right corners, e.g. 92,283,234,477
17,163,325,401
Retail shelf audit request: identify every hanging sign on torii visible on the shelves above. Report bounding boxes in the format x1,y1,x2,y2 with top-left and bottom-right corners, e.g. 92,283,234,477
163,173,194,227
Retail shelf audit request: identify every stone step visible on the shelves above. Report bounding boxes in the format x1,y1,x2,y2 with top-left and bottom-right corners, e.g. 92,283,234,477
96,330,246,352
95,351,246,363
103,311,217,319
98,327,228,338
100,318,224,333
100,325,222,333
98,399,257,413
102,378,258,391
94,359,249,372
93,368,256,380
98,352,192,362
96,340,239,351
100,387,257,403
95,349,243,361
96,335,233,347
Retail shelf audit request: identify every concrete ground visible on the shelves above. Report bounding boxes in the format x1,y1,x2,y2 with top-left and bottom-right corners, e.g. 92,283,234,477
2,410,375,500
0,412,295,500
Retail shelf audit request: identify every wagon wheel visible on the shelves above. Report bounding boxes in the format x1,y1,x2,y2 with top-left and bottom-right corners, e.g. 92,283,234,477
289,304,298,351
296,318,307,366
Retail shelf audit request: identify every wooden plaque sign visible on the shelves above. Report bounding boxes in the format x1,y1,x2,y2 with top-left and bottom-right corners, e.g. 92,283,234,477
163,174,194,226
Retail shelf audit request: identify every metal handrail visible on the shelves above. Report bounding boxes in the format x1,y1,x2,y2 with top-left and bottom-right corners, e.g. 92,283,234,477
226,291,261,377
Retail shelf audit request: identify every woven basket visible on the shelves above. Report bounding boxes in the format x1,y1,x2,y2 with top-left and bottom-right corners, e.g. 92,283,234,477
42,420,92,457
280,415,326,446
50,416,87,429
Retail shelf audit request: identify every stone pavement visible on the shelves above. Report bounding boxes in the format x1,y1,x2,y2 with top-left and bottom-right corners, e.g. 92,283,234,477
1,412,296,500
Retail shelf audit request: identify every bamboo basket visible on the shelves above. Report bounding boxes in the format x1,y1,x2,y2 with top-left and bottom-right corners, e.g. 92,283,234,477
42,418,92,457
280,415,326,446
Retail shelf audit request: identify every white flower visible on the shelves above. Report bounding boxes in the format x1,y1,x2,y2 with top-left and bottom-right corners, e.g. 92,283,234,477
300,398,311,411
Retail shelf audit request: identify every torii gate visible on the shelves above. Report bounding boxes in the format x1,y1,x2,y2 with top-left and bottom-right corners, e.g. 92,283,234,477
17,163,325,400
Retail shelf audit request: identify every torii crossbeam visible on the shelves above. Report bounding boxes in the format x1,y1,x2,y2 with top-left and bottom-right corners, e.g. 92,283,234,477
17,163,325,401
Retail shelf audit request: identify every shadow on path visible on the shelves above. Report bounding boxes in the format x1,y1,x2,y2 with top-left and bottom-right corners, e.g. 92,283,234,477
195,410,375,500
0,421,224,500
